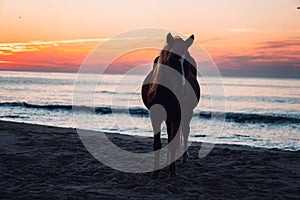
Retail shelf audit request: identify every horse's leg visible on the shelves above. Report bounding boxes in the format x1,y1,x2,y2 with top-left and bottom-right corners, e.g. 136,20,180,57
166,120,180,177
150,105,166,177
182,110,193,163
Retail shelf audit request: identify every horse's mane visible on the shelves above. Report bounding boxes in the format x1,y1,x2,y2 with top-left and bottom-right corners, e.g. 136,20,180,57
148,36,186,99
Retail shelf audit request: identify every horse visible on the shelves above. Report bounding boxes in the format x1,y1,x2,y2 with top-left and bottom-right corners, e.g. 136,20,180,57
141,33,200,177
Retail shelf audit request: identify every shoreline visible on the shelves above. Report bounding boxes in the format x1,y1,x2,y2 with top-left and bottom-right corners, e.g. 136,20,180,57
1,119,298,152
1,120,299,199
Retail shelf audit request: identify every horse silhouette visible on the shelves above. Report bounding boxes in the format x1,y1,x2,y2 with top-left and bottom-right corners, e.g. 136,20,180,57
141,33,200,177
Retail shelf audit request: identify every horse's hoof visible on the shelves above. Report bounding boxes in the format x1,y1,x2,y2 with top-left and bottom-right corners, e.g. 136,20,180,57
181,156,189,163
181,152,189,163
150,170,160,179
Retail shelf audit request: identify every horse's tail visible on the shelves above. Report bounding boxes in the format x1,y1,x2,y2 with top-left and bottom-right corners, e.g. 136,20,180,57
147,84,156,104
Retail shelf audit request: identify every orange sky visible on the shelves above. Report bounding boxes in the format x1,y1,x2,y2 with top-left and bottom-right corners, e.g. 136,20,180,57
0,0,300,77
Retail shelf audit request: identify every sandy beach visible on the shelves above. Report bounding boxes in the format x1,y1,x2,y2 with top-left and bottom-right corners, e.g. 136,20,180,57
0,120,299,199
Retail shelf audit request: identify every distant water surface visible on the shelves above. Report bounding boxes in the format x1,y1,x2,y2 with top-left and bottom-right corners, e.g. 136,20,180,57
0,71,299,151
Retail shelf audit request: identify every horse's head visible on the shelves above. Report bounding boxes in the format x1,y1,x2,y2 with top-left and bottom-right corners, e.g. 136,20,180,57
166,32,194,58
148,33,195,102
163,33,195,96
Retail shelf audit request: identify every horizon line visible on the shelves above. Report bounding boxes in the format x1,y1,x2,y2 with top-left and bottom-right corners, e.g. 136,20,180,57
1,69,299,80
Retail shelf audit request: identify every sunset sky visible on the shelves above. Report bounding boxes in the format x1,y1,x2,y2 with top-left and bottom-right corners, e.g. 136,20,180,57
0,0,300,77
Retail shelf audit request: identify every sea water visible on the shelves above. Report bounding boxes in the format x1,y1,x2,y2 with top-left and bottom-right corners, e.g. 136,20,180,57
0,71,299,151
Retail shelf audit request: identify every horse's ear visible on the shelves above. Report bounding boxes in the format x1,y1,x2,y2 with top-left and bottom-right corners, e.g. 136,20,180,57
185,34,194,48
166,33,174,46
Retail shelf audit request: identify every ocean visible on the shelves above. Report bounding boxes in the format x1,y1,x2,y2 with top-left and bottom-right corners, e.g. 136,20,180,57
0,71,299,151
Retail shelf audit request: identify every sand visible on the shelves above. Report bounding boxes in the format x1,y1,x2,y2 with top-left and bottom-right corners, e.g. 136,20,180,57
0,120,299,199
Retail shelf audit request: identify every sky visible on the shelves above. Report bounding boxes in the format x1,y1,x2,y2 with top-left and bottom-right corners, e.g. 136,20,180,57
0,0,300,77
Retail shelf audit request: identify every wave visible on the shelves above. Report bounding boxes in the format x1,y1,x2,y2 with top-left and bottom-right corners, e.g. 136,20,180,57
97,90,139,95
0,102,149,115
196,111,300,123
0,115,29,119
1,102,300,124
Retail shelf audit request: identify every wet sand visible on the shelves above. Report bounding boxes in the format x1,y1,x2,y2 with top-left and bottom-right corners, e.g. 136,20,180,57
0,120,299,199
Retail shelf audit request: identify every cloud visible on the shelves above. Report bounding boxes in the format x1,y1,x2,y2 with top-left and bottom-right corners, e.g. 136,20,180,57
0,38,107,47
0,36,150,60
216,54,300,78
0,60,14,64
0,38,107,54
0,38,110,71
0,38,158,73
255,38,300,50
1,36,299,78
213,36,300,78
